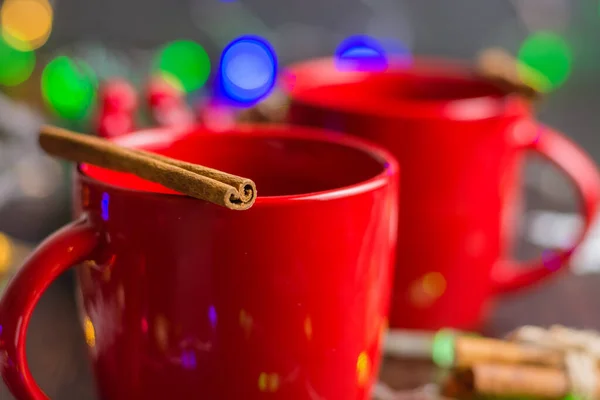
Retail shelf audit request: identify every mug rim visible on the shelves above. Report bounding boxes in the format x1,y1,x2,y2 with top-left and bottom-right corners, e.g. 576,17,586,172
76,123,399,206
284,56,529,121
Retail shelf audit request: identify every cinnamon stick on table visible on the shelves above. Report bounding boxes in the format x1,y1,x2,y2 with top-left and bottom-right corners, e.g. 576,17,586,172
445,363,600,399
453,335,564,368
385,331,566,368
39,125,257,210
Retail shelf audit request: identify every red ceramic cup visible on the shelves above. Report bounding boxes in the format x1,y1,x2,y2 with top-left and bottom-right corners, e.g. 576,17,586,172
0,124,399,400
285,57,600,331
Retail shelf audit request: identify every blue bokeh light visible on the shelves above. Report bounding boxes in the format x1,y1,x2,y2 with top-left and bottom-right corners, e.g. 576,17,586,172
208,305,217,328
101,193,110,221
217,35,278,106
181,349,197,369
334,35,389,72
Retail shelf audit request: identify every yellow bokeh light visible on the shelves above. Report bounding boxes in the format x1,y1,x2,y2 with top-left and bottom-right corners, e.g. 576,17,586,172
258,372,268,392
356,351,371,387
0,233,13,275
304,316,313,341
258,372,280,392
409,272,447,308
1,0,53,50
422,272,447,298
268,373,280,392
84,316,96,348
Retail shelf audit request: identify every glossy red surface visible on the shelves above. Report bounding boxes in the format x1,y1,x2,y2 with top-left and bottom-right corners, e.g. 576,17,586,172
286,57,600,331
0,124,399,400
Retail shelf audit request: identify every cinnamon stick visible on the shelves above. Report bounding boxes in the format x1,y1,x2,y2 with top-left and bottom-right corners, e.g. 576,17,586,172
475,47,545,102
385,330,567,368
454,335,564,368
446,363,600,399
39,125,257,210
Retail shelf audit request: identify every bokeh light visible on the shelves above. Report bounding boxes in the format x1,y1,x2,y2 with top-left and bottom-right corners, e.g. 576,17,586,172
41,56,98,120
0,233,13,275
154,40,210,93
0,0,53,51
432,329,456,368
101,192,109,221
517,31,572,92
304,315,313,340
83,316,96,348
422,272,447,298
356,351,372,387
258,372,279,393
181,349,197,369
409,272,447,308
218,35,277,106
335,35,388,72
0,34,35,86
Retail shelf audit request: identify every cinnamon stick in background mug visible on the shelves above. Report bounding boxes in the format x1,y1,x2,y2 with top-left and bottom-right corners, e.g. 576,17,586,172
0,124,399,400
285,56,600,331
474,48,544,102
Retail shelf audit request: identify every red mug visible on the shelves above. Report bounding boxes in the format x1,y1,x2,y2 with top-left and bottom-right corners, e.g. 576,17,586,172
0,124,399,400
285,57,600,331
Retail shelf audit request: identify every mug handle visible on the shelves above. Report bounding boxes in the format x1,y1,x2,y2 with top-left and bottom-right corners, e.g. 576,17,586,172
492,122,600,293
0,216,98,400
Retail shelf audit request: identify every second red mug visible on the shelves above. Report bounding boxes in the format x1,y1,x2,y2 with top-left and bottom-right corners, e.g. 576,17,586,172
286,57,600,331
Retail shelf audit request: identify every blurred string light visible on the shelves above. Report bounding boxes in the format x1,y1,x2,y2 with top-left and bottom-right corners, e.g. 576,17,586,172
0,0,53,50
41,56,98,121
217,35,277,106
517,31,572,92
153,40,210,93
334,35,389,72
0,34,34,86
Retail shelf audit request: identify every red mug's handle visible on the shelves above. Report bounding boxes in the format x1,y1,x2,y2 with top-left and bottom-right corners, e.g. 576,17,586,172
493,122,600,293
0,216,98,400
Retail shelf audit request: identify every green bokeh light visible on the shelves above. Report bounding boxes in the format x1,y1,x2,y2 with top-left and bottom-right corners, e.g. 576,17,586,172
0,35,35,86
41,56,97,121
432,329,456,369
154,40,210,93
517,31,572,92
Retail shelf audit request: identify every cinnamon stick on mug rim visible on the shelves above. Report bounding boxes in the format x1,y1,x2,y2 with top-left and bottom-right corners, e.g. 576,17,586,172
39,125,257,210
